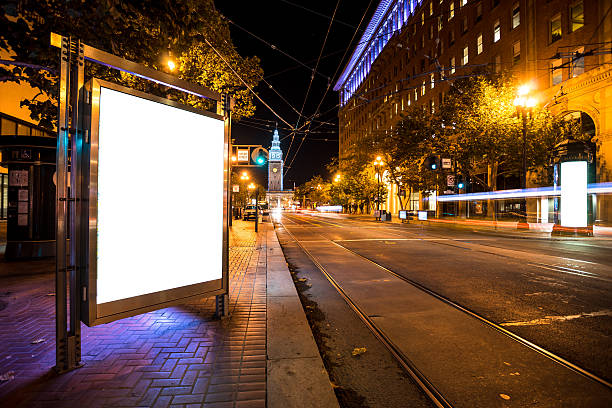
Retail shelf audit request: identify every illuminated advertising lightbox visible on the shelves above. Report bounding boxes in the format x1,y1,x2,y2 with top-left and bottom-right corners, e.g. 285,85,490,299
82,79,227,326
560,161,587,228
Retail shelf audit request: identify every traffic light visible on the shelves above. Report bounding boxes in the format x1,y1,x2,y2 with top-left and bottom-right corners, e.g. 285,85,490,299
423,155,441,170
251,147,268,166
457,175,465,190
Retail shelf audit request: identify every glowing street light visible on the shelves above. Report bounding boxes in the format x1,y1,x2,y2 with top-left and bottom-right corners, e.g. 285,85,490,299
514,83,538,223
241,172,249,181
167,59,176,72
373,156,385,220
333,173,342,183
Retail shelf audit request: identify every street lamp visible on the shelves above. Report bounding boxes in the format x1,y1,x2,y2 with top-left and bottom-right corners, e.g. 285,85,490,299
248,182,259,232
333,173,342,183
513,84,537,222
373,155,384,220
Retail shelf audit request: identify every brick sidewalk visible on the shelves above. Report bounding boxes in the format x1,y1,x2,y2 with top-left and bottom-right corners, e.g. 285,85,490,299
0,220,266,408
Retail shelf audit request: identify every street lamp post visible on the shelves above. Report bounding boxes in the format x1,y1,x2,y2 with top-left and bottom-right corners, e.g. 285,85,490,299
513,84,537,223
239,172,249,220
373,156,384,220
248,182,258,232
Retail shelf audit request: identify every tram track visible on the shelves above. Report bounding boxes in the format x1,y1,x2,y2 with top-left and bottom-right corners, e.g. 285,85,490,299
278,216,612,408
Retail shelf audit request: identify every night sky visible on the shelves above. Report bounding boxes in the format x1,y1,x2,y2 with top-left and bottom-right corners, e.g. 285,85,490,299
215,0,375,188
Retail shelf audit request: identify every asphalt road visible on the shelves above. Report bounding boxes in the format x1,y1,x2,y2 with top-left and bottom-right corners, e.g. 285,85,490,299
276,211,612,408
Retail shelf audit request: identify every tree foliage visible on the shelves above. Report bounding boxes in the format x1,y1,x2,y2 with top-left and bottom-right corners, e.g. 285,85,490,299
0,0,261,128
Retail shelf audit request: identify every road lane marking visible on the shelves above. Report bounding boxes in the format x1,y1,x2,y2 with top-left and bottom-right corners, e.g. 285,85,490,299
501,310,612,326
528,263,600,279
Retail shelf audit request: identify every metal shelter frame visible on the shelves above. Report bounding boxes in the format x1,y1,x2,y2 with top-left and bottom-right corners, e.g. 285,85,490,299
51,33,231,373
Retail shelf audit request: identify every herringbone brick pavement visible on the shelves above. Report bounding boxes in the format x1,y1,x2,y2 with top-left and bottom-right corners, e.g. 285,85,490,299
0,220,266,408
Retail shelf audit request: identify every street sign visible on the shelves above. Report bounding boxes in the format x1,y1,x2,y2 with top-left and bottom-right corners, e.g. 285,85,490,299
237,149,249,162
447,174,455,186
82,79,226,326
442,158,452,169
233,184,240,192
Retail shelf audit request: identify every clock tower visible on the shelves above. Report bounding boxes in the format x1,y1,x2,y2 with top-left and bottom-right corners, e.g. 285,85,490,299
268,129,283,191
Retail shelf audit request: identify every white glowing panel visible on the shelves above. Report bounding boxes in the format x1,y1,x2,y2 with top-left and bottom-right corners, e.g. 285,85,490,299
561,161,587,228
96,87,224,304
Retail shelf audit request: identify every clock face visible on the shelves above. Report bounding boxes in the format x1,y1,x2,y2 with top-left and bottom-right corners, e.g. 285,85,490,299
272,168,278,173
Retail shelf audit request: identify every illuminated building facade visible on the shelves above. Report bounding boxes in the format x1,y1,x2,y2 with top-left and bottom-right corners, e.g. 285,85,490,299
335,0,612,223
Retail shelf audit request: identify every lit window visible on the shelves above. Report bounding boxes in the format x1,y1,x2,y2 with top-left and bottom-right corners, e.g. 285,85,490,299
430,100,435,114
493,20,501,42
571,1,584,32
573,47,584,77
477,33,483,54
551,59,562,85
450,57,456,74
438,16,443,31
449,2,455,20
422,12,425,26
431,73,435,89
512,41,520,64
512,3,520,29
461,0,467,7
550,14,562,42
414,88,418,101
422,81,426,96
408,95,411,106
430,2,433,16
463,46,469,65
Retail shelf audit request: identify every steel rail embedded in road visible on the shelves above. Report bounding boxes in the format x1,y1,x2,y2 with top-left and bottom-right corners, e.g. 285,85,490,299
278,220,455,408
328,239,612,390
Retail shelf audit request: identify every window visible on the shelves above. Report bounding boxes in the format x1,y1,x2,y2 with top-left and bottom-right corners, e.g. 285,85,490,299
573,47,584,77
430,100,435,114
431,73,435,89
430,1,433,16
512,3,520,29
551,59,563,85
449,2,455,20
461,0,467,6
463,46,469,65
477,33,483,54
430,24,434,39
449,29,455,45
450,57,456,74
0,118,17,136
438,16,443,31
495,55,501,73
422,12,425,25
462,16,468,33
476,3,482,22
512,41,520,64
550,14,562,42
570,1,584,32
493,20,501,42
421,81,426,96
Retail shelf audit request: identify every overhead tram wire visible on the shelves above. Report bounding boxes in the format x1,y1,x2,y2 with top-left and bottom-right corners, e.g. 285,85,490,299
284,0,342,170
284,0,374,176
277,0,362,32
203,37,295,130
226,18,330,83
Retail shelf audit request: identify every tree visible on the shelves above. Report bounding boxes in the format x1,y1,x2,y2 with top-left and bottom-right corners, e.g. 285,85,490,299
0,0,261,128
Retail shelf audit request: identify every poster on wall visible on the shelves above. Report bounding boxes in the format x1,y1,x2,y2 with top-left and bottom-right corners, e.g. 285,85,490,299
82,79,227,326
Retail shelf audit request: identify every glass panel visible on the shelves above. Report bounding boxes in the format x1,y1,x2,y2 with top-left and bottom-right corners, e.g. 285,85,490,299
551,15,562,42
17,123,30,136
571,2,584,32
512,4,520,29
552,59,563,85
1,118,17,136
493,21,500,42
573,47,584,77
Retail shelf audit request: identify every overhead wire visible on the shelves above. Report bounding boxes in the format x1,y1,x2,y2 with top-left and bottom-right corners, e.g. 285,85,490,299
284,0,374,175
202,37,295,130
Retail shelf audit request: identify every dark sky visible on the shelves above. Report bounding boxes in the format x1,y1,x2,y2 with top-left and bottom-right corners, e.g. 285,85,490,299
215,0,375,188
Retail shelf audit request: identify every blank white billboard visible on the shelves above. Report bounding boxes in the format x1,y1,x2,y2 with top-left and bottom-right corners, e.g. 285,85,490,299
94,85,224,308
560,161,587,228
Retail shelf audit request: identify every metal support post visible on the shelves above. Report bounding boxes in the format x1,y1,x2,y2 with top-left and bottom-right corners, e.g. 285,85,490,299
55,36,85,373
255,189,259,233
216,93,231,319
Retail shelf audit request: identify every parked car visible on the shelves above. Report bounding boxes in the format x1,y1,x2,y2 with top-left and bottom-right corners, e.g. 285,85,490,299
243,205,257,221
259,203,270,216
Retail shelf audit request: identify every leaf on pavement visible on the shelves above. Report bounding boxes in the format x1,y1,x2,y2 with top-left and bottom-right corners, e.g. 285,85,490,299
351,347,367,356
499,394,511,400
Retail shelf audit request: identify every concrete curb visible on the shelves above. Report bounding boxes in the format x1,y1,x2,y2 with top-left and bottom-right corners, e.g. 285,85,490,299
266,227,340,408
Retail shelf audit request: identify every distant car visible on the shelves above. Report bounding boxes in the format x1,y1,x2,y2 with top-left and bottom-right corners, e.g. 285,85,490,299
243,205,257,220
259,203,270,216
